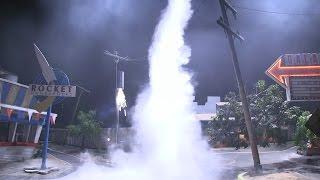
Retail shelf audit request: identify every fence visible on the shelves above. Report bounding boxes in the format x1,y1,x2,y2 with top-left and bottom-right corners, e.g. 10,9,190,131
40,128,133,149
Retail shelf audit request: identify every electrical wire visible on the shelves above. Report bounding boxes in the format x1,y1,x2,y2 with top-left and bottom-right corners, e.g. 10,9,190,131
234,5,320,16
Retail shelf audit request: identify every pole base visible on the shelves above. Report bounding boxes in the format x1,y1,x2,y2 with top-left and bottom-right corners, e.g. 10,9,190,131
24,167,59,175
254,164,263,173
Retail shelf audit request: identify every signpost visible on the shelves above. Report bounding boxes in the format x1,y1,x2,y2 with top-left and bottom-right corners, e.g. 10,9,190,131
24,44,76,174
30,84,76,97
266,53,320,101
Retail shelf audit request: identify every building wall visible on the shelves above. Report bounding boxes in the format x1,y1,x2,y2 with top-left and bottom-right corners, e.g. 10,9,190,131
0,78,55,145
193,96,220,114
0,78,38,108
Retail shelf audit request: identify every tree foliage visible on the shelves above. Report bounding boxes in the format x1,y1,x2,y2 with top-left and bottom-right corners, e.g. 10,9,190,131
208,92,246,147
216,92,243,121
67,110,102,148
207,80,303,147
250,81,301,128
294,111,315,148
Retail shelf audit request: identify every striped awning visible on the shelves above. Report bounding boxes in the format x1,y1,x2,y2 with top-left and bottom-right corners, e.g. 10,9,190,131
0,78,57,124
0,103,57,124
0,78,38,108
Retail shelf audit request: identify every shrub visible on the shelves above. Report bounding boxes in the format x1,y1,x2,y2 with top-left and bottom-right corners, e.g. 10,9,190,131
294,111,315,148
67,110,102,148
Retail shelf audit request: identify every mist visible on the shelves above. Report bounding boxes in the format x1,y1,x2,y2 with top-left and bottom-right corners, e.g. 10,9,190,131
60,0,221,179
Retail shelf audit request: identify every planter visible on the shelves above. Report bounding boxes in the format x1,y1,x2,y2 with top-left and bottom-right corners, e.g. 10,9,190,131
297,147,320,156
306,147,320,156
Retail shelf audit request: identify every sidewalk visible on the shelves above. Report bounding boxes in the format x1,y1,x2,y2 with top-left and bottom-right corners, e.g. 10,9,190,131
213,141,295,153
241,172,317,180
0,143,106,179
239,156,320,180
0,146,37,162
48,143,111,165
0,154,73,179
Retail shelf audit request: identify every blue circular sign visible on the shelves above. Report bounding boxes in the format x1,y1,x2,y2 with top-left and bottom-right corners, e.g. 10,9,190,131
33,69,70,105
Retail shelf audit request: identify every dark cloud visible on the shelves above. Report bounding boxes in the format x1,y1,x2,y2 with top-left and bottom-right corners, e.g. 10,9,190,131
1,0,319,126
188,0,320,96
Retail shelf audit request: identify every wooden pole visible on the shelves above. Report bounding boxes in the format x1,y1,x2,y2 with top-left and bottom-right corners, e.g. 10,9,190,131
218,0,261,170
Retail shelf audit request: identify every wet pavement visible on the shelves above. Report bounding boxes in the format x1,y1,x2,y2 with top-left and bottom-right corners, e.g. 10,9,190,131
1,143,320,179
0,154,73,180
213,143,320,179
214,145,299,168
237,156,320,180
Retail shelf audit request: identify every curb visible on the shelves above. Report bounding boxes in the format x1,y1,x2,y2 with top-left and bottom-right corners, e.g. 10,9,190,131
237,172,247,180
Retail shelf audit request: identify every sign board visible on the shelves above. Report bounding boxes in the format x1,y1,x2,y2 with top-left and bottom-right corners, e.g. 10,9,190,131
34,44,57,83
287,76,320,101
266,53,320,101
31,44,77,171
29,84,76,97
305,109,320,137
282,53,320,66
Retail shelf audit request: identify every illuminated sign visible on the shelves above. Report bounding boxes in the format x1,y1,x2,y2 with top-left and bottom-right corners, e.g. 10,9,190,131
266,53,320,101
288,76,320,101
282,53,320,66
29,84,76,97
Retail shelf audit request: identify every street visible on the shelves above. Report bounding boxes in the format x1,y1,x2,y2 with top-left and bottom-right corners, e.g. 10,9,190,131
1,144,320,179
214,146,299,168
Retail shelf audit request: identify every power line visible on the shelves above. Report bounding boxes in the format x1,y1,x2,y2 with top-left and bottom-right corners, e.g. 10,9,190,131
234,5,320,16
104,50,147,62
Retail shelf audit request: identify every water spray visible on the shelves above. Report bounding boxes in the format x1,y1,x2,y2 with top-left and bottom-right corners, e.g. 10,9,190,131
62,0,221,179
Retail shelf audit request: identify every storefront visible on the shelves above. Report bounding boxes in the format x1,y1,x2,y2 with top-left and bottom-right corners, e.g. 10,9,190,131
0,77,57,146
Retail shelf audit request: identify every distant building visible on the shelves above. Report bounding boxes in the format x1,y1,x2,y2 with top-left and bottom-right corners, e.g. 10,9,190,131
193,96,220,133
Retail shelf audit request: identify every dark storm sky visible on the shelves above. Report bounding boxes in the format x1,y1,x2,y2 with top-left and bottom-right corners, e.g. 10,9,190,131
1,0,320,125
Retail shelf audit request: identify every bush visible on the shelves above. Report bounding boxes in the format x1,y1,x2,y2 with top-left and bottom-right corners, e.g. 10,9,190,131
67,125,81,135
294,111,315,148
67,110,102,148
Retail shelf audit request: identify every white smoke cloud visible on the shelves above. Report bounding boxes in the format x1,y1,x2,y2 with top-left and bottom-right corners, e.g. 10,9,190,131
61,0,221,179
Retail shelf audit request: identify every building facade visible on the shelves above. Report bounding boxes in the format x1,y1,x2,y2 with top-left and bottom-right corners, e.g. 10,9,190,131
0,70,57,146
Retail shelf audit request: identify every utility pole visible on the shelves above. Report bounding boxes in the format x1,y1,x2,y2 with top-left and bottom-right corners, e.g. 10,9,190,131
71,85,90,124
104,50,133,144
217,0,261,170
